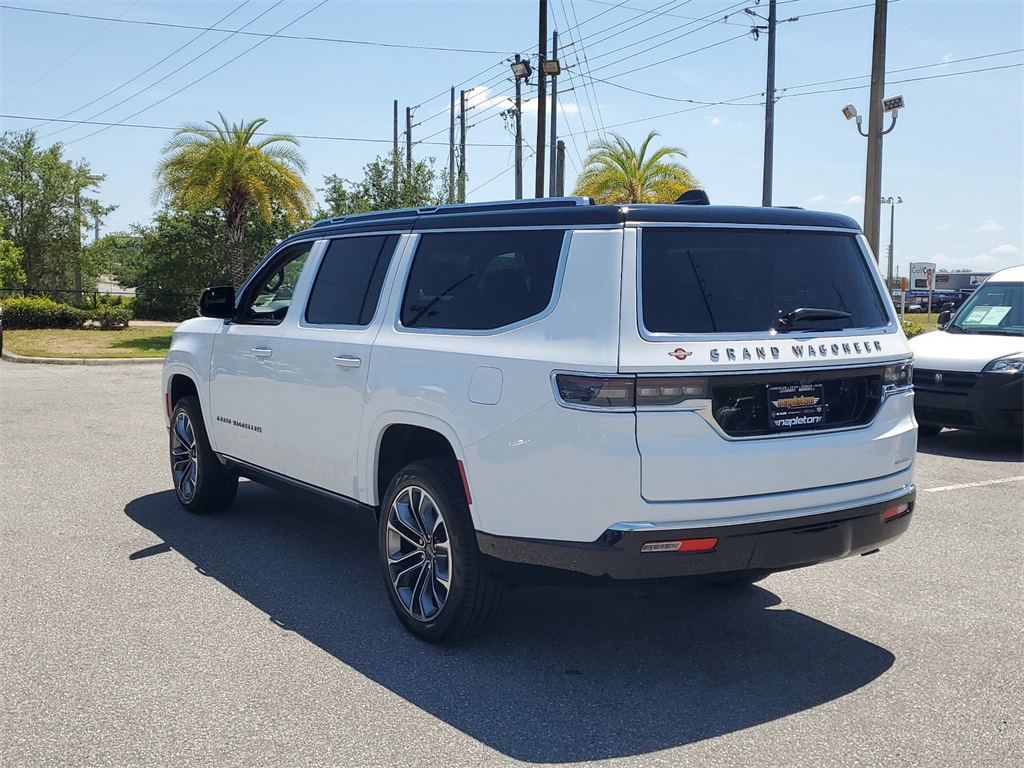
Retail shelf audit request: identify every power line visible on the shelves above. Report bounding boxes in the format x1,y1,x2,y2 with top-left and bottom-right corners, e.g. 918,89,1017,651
38,0,272,137
5,0,142,102
565,0,607,135
0,3,512,55
63,1,330,146
0,113,528,148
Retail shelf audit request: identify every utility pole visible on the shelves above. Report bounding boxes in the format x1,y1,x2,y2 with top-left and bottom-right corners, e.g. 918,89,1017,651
548,29,559,197
882,196,902,289
762,0,777,207
863,0,888,259
535,0,548,198
514,55,524,200
459,89,467,203
406,106,413,174
449,87,456,203
393,100,399,199
555,140,566,197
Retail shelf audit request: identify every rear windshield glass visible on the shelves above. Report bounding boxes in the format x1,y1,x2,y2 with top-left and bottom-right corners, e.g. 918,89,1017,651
640,228,889,334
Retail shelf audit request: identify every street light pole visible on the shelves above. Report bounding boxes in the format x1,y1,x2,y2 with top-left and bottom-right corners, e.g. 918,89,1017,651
882,195,903,290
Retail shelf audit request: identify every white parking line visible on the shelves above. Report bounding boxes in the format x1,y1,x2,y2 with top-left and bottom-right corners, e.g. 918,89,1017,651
922,476,1024,493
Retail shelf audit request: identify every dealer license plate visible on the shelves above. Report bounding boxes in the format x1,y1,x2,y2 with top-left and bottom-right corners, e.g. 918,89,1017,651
767,383,825,430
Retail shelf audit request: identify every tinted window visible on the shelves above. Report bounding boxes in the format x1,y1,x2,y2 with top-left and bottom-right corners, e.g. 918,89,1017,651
305,235,398,325
641,228,888,334
401,230,563,330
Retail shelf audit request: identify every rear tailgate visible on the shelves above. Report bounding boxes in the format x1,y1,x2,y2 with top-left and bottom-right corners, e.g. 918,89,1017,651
618,225,911,503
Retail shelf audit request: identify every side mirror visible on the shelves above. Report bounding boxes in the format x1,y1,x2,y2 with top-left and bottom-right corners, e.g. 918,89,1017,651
937,310,952,330
199,285,235,319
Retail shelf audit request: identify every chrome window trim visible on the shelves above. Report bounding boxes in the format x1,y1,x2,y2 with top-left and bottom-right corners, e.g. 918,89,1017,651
235,237,326,305
630,222,860,233
393,228,573,337
634,225,899,342
609,483,916,530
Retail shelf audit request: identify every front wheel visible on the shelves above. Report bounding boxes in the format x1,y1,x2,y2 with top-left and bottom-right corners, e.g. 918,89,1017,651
378,460,505,642
169,395,238,514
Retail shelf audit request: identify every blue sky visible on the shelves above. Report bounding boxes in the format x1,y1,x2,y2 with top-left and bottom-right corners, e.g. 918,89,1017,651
1,0,1021,280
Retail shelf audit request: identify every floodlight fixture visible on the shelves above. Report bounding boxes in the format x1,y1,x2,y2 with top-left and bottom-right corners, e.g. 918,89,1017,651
882,94,905,113
510,59,532,80
842,104,858,121
541,58,561,76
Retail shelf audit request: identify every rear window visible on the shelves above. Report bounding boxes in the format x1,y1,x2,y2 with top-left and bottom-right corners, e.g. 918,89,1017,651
401,229,564,330
640,228,888,334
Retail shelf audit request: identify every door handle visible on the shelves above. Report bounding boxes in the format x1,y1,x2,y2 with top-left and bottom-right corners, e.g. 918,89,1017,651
251,347,273,358
334,355,362,368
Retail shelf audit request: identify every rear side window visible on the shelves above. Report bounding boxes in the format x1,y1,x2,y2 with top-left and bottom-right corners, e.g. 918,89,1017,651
401,229,564,330
640,228,888,334
305,235,398,326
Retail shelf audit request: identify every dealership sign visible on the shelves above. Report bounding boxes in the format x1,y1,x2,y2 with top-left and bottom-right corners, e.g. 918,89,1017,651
910,261,936,289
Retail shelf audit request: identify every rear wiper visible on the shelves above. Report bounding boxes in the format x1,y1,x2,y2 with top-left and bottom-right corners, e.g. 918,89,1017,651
774,307,853,331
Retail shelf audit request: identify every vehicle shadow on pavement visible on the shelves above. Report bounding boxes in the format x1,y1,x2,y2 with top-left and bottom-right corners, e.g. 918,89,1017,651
126,485,895,763
917,430,1024,462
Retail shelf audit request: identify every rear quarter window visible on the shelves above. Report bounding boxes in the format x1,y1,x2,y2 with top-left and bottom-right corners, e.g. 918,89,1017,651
401,229,564,331
640,228,889,334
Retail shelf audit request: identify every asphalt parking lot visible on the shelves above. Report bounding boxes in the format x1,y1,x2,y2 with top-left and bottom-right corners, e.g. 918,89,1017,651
1,363,1021,767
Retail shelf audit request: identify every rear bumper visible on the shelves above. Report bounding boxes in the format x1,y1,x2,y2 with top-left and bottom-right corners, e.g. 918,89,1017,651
914,370,1023,433
477,487,915,583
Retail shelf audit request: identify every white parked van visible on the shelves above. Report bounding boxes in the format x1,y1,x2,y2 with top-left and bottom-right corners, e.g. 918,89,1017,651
910,264,1024,436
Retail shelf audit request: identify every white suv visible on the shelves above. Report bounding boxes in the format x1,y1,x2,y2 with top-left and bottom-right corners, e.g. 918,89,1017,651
162,197,917,642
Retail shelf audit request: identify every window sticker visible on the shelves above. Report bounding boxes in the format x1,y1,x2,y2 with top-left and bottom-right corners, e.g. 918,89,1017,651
964,306,1012,326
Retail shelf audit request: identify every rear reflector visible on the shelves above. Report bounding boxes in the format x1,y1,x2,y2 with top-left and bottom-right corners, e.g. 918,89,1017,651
883,503,910,522
641,537,718,554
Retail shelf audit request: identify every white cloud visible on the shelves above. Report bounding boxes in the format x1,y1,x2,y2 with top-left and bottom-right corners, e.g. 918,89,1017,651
992,244,1021,255
975,219,1004,233
934,223,951,231
807,194,826,204
709,116,722,127
941,53,954,65
844,195,863,205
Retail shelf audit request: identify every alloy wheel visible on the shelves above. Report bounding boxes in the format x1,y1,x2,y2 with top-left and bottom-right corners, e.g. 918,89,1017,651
385,485,452,622
170,410,199,503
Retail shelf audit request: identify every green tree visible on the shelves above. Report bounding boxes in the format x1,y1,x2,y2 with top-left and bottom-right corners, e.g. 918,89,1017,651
316,150,452,219
572,131,700,204
0,130,111,293
121,206,294,320
154,114,313,287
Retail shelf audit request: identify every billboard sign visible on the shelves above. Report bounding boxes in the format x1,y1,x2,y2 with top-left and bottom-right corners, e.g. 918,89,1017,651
910,261,936,290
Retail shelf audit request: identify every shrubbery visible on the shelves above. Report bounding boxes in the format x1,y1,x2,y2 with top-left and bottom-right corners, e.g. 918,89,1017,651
901,317,925,338
1,295,134,330
2,296,90,329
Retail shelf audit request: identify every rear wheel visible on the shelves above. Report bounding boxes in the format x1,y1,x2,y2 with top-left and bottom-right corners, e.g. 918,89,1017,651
378,459,505,642
169,395,238,514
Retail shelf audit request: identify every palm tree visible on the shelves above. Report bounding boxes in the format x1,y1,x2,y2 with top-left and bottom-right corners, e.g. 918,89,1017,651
572,131,700,204
154,114,313,287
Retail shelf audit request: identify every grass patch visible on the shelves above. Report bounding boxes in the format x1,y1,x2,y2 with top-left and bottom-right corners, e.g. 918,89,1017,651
3,328,173,358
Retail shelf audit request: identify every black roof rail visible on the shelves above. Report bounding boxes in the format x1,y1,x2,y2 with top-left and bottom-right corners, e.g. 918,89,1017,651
675,189,710,205
310,196,593,229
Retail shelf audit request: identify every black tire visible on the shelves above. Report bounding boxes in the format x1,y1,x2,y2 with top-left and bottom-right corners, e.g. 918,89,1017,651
703,570,770,588
378,459,506,643
169,395,238,514
917,423,942,438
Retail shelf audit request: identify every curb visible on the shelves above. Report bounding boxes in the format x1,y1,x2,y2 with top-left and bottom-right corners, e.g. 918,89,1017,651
1,348,164,366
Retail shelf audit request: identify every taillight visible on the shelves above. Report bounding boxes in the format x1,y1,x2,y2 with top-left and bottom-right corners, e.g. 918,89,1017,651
635,377,708,405
555,373,708,409
555,374,635,408
883,360,913,390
